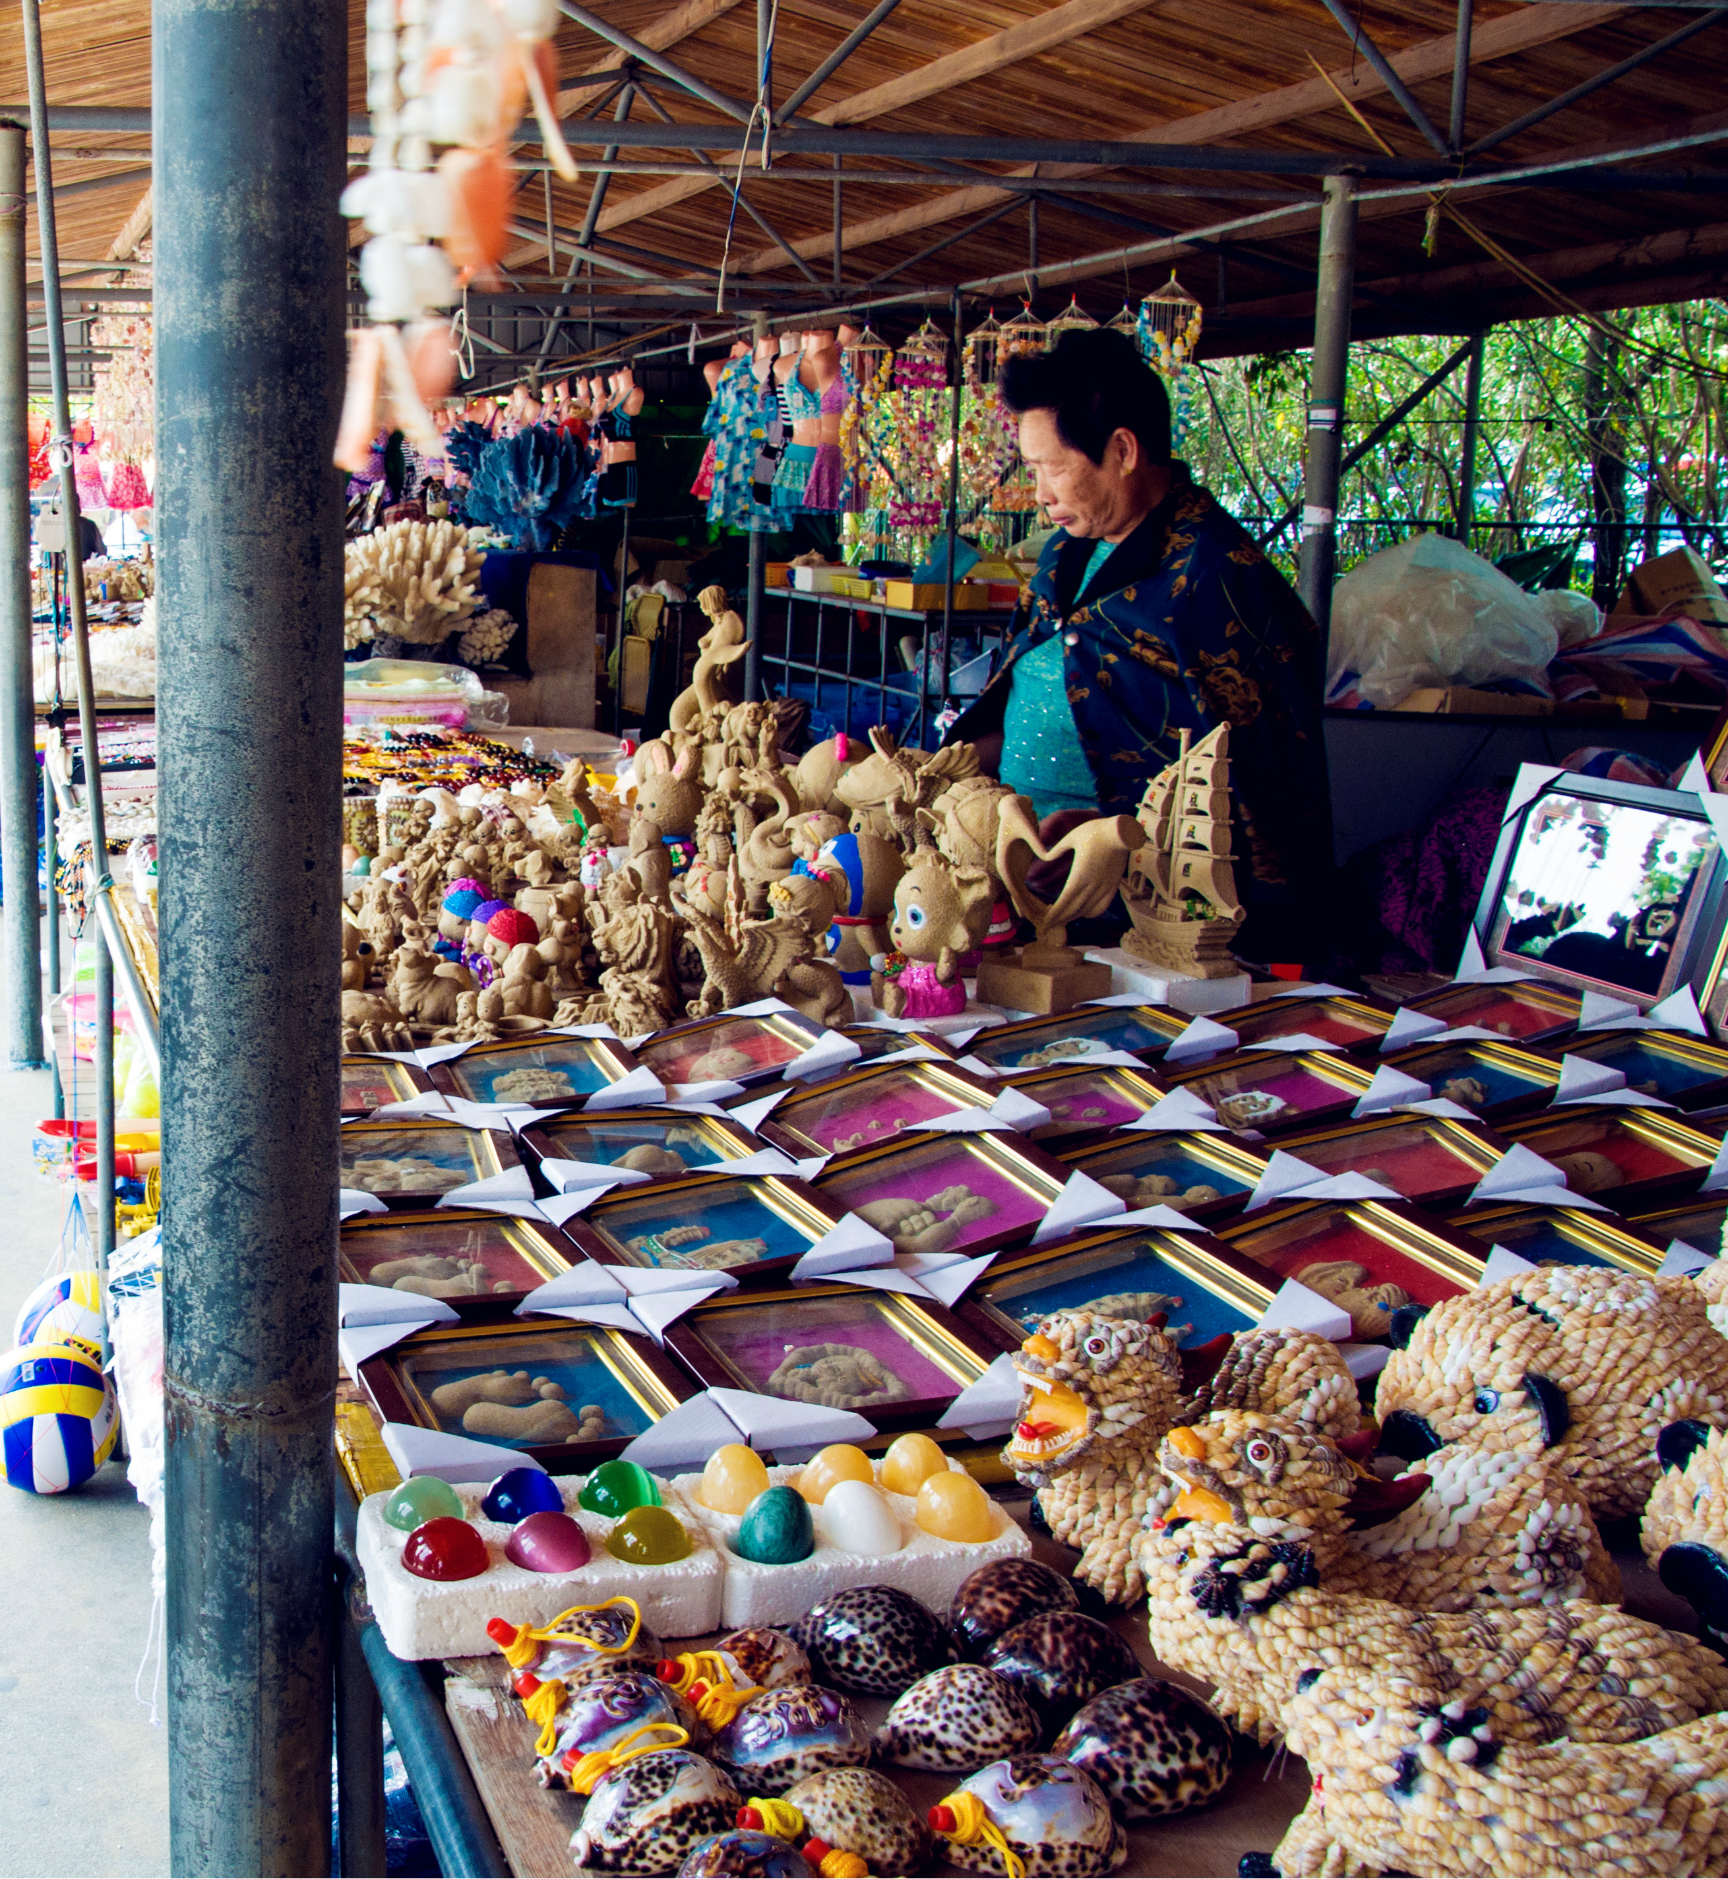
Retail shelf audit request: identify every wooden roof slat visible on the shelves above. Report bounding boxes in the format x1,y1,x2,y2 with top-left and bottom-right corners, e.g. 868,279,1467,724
733,0,1624,274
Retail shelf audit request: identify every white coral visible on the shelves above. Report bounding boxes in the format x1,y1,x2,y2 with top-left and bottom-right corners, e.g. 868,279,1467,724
344,518,488,647
457,607,516,667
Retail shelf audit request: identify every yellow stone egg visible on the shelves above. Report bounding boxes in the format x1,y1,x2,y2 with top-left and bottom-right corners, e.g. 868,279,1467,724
880,1431,949,1497
915,1469,996,1543
797,1444,874,1505
697,1442,770,1515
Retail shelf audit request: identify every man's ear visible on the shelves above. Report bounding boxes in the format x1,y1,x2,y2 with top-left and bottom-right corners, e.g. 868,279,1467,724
1113,426,1140,475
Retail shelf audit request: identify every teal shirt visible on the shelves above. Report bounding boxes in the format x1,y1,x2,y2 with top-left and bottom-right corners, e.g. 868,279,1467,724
999,539,1112,819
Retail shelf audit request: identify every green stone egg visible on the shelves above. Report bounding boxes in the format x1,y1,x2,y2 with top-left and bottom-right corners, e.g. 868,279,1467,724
381,1475,465,1533
579,1459,663,1518
732,1485,815,1565
605,1503,692,1564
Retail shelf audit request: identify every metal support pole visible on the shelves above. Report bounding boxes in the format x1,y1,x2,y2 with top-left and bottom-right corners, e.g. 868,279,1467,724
937,289,962,728
832,155,842,291
155,0,346,1860
757,0,773,133
0,119,42,1070
93,926,113,1273
1448,0,1474,154
744,310,768,705
1297,174,1355,634
334,1572,387,1879
44,787,60,1114
1455,330,1484,545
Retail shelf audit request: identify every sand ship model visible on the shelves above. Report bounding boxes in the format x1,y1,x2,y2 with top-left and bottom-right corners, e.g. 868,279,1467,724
1120,725,1246,979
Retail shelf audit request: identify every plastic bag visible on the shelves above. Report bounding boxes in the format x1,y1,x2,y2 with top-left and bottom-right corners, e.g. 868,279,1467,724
1534,586,1603,651
1326,533,1562,708
343,658,509,731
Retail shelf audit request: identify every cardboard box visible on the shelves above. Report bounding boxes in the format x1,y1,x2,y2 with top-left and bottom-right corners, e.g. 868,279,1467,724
765,561,790,590
1610,545,1728,623
1393,686,1553,716
883,580,990,612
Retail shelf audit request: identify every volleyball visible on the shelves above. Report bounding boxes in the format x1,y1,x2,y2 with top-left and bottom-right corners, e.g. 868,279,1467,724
0,1340,118,1494
13,1270,106,1363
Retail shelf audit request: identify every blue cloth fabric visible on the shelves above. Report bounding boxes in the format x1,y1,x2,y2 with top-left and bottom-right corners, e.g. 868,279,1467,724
948,464,1332,959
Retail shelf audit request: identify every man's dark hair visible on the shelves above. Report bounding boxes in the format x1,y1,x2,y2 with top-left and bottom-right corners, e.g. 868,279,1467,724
998,326,1172,467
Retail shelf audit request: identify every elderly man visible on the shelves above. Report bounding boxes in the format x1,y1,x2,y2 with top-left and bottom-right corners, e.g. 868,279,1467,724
946,326,1332,967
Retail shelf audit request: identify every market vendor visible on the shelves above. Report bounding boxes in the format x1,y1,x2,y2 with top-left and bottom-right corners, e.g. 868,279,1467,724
946,326,1332,965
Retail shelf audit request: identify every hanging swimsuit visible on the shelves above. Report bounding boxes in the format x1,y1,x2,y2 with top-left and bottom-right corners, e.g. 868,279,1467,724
801,373,851,512
770,370,823,510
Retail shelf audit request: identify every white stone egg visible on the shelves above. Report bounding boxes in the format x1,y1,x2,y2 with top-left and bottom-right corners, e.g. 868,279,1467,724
817,1479,905,1557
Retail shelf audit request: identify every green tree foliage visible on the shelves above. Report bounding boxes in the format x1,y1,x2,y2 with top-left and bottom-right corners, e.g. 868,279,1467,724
1183,300,1728,588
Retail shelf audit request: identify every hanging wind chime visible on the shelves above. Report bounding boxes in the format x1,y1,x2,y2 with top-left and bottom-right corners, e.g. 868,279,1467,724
1136,273,1204,450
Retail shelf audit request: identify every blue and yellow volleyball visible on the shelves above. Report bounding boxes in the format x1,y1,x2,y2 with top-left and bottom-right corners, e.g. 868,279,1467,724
13,1270,105,1364
0,1339,118,1493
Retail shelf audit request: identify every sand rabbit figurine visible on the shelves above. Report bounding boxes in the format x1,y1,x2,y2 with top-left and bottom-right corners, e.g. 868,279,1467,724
870,849,995,1019
626,744,703,901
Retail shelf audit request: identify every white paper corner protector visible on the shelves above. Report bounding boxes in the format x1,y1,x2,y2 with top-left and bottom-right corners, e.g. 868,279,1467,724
1480,1244,1539,1285
1352,1064,1432,1117
586,1066,669,1111
1378,1006,1448,1053
1162,1016,1238,1065
936,1351,1022,1434
381,1422,542,1484
782,1030,863,1083
1660,1238,1715,1278
515,1262,629,1312
1337,1341,1391,1381
730,1087,792,1134
1123,1086,1225,1133
1243,1151,1330,1214
339,1188,389,1218
435,1165,536,1209
338,1283,461,1329
1031,1169,1127,1246
789,1212,896,1281
538,1156,650,1195
340,1319,436,1383
1256,1279,1353,1343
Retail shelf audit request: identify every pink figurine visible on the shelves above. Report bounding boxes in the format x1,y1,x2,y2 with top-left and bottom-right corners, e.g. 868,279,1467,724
869,849,995,1020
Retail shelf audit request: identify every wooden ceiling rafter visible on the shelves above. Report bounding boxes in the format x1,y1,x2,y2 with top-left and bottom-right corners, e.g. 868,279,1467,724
730,0,1625,277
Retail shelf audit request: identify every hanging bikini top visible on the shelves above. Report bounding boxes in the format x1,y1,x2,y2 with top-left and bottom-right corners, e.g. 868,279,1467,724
777,369,824,425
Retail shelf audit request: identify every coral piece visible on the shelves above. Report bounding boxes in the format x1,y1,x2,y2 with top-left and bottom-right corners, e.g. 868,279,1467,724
1374,1266,1728,1520
1097,1172,1224,1214
462,427,587,552
1264,1660,1728,1879
457,606,517,667
344,518,488,646
1289,1258,1411,1339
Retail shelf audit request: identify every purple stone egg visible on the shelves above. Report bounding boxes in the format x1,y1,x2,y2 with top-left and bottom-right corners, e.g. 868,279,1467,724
506,1510,593,1574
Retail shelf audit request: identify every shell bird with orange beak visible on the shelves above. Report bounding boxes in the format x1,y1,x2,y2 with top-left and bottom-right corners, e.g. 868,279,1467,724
1138,1411,1715,1751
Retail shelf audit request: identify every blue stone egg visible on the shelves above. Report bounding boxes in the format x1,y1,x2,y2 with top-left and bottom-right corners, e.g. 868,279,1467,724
482,1465,564,1524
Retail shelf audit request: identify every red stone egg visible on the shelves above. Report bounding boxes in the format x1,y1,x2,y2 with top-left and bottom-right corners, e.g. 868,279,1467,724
402,1515,490,1581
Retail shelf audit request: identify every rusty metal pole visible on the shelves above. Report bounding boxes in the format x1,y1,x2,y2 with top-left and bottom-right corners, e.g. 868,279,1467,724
1297,173,1356,636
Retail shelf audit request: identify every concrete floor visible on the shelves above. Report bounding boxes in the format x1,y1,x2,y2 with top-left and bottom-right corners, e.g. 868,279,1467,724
0,1061,169,1877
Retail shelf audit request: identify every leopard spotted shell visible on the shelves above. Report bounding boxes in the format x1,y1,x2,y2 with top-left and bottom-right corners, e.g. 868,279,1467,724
950,1557,1079,1658
981,1611,1141,1743
711,1682,871,1797
713,1626,810,1690
940,1756,1126,1877
873,1663,1042,1772
789,1584,955,1696
569,1748,741,1875
1050,1677,1235,1819
783,1766,932,1873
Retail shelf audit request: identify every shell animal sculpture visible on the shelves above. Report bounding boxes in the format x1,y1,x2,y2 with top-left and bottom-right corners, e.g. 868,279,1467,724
1258,1660,1728,1879
1001,1314,1350,1604
1155,1409,1617,1616
1375,1265,1728,1520
1641,1420,1728,1647
1136,1415,1728,1749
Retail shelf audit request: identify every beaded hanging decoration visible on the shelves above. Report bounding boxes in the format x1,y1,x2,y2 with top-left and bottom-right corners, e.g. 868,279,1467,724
1136,274,1204,451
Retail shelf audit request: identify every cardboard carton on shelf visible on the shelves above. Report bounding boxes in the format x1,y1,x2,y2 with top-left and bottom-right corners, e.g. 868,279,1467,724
1391,686,1553,716
1611,545,1728,624
882,579,992,611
